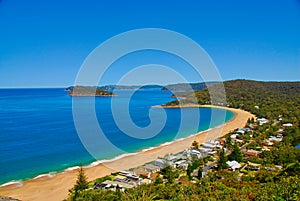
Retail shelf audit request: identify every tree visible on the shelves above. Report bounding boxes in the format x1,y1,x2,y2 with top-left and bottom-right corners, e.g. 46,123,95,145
217,149,228,170
192,140,199,149
154,176,163,185
74,164,89,191
187,164,193,180
228,142,243,162
225,135,232,149
160,165,176,183
197,167,203,179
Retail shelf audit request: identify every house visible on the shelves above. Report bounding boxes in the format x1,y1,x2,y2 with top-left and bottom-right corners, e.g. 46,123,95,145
257,118,268,125
150,173,158,180
236,129,245,135
154,159,166,167
268,135,282,142
144,164,160,173
247,162,261,171
119,170,130,176
134,168,151,178
219,138,226,145
201,143,215,149
242,127,252,132
191,149,201,158
198,147,213,156
244,149,259,157
119,171,140,181
261,147,271,151
277,128,284,133
233,138,243,143
230,134,239,139
262,140,274,146
208,150,217,155
114,175,127,182
166,154,178,162
140,178,151,185
174,153,186,160
226,160,241,171
96,180,133,191
175,160,188,170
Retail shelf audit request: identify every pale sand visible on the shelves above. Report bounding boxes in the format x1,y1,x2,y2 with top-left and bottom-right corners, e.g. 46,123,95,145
0,106,254,201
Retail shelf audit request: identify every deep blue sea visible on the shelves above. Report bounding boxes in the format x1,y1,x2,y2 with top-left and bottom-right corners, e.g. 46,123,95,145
0,88,234,185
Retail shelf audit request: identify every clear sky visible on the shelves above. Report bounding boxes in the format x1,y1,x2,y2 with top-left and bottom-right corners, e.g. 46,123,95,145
0,0,299,87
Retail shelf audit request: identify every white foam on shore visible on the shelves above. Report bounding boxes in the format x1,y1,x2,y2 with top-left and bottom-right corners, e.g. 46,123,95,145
82,152,140,169
0,181,23,188
84,161,102,168
65,166,80,172
99,152,138,164
33,173,55,180
140,146,156,152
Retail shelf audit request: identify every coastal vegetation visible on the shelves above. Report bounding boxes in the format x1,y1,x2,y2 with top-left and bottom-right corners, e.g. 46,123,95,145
66,80,300,200
66,86,114,96
161,82,218,92
165,80,300,121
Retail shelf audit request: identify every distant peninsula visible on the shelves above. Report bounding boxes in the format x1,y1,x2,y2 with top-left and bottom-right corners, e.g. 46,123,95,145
100,84,163,90
162,81,218,92
65,86,115,97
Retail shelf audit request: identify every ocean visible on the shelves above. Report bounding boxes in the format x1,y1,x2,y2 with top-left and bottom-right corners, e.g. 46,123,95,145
0,88,234,185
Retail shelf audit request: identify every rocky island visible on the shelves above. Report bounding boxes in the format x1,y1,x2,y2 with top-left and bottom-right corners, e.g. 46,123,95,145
66,86,115,97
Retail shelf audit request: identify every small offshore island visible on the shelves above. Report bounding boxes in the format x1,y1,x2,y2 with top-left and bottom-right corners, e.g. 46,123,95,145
66,86,115,97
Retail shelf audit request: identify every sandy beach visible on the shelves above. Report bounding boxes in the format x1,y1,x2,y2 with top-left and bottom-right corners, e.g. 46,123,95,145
0,106,254,201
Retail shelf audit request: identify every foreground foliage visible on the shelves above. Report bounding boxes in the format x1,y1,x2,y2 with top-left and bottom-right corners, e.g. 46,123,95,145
68,174,300,201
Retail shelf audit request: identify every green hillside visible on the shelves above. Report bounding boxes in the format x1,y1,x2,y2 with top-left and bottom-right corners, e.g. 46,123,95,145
165,80,300,122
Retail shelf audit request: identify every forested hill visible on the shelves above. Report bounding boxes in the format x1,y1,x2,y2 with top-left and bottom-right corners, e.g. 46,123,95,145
162,81,218,92
165,80,300,122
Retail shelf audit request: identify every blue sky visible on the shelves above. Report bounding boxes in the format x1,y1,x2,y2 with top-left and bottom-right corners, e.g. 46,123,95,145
0,0,299,87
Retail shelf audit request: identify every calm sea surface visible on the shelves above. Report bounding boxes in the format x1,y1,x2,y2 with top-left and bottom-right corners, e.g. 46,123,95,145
0,88,234,185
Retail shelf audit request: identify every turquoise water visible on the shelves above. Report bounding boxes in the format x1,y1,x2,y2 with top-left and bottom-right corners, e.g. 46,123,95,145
0,88,234,185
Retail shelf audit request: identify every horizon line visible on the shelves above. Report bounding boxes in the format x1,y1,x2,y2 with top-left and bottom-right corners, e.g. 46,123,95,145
1,79,300,89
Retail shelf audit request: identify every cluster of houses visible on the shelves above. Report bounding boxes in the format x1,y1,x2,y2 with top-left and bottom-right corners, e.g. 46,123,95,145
223,119,293,173
95,117,294,190
94,149,199,191
229,127,253,144
94,170,151,191
94,143,216,191
262,122,293,146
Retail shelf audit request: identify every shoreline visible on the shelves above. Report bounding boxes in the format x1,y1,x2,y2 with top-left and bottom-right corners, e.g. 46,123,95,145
0,106,254,201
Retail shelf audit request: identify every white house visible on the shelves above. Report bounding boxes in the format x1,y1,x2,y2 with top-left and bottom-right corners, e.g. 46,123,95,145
226,160,241,171
282,123,293,127
202,143,215,149
236,129,245,134
257,118,268,125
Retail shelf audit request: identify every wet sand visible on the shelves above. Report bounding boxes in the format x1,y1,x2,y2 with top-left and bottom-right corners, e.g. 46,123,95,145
0,106,254,201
